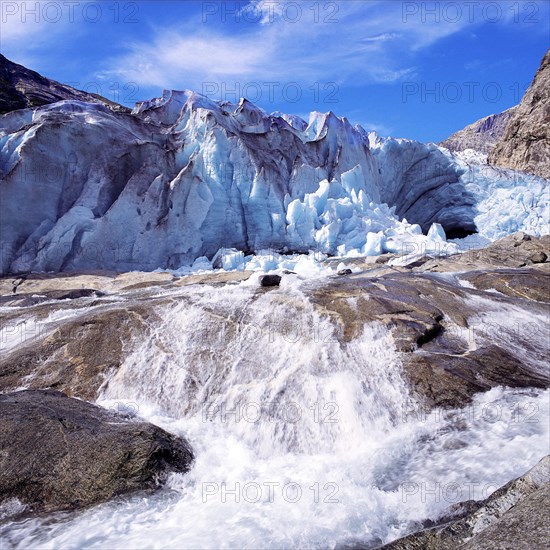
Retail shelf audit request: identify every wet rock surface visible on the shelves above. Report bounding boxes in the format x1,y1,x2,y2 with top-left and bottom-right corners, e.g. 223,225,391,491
310,268,548,409
309,233,549,409
419,232,550,271
378,455,550,549
0,390,193,516
0,234,548,411
0,304,157,400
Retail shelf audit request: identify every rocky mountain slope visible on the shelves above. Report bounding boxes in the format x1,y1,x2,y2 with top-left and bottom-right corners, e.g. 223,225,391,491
488,48,550,178
439,107,516,154
0,54,128,114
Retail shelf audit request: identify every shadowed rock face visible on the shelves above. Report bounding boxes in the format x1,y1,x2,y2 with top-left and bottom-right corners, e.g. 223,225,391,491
378,455,550,550
440,107,517,154
0,390,193,515
0,54,128,114
488,48,550,178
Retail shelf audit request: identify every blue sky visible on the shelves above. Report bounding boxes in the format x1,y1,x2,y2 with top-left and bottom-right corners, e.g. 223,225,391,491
1,0,548,142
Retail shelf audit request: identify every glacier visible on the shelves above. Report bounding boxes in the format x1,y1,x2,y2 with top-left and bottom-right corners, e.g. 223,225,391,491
0,90,548,274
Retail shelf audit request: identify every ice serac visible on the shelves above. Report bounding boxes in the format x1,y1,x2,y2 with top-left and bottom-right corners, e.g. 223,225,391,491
0,55,548,273
488,48,550,179
368,133,477,239
0,91,472,272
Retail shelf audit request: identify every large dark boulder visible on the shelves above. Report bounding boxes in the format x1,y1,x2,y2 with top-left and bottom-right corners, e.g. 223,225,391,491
0,390,193,515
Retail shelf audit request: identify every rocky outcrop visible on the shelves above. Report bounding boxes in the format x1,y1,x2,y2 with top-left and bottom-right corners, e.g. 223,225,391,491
0,305,157,400
311,267,549,409
0,234,548,411
419,232,550,271
488,48,550,178
0,54,128,114
0,390,193,516
310,233,550,409
379,455,550,549
0,270,255,401
440,107,517,154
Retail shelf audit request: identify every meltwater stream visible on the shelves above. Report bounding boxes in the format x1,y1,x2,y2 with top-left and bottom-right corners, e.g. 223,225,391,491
1,276,549,549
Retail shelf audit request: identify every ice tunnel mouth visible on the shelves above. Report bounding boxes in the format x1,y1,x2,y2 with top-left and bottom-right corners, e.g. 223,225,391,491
444,225,478,240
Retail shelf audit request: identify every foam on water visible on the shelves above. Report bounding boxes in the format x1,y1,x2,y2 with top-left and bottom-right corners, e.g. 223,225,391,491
0,306,94,355
1,280,548,549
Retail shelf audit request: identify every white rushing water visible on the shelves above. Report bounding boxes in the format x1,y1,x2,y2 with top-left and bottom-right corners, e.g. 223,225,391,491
1,277,549,549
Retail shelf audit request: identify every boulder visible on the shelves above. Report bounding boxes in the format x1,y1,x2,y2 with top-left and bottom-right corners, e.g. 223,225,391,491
375,254,394,264
0,390,193,516
529,251,548,264
260,274,282,287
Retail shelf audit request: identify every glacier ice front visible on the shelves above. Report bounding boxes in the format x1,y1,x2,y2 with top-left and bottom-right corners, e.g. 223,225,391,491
0,91,548,273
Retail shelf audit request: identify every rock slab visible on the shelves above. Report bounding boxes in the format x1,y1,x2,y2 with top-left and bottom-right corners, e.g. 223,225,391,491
379,455,550,549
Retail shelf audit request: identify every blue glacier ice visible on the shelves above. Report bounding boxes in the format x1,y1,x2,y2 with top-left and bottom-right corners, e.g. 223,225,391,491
0,91,548,273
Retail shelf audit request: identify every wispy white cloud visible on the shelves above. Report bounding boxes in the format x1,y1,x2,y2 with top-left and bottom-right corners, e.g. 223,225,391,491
107,29,272,88
358,120,393,136
101,1,424,92
363,32,401,43
100,0,548,95
3,0,548,105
